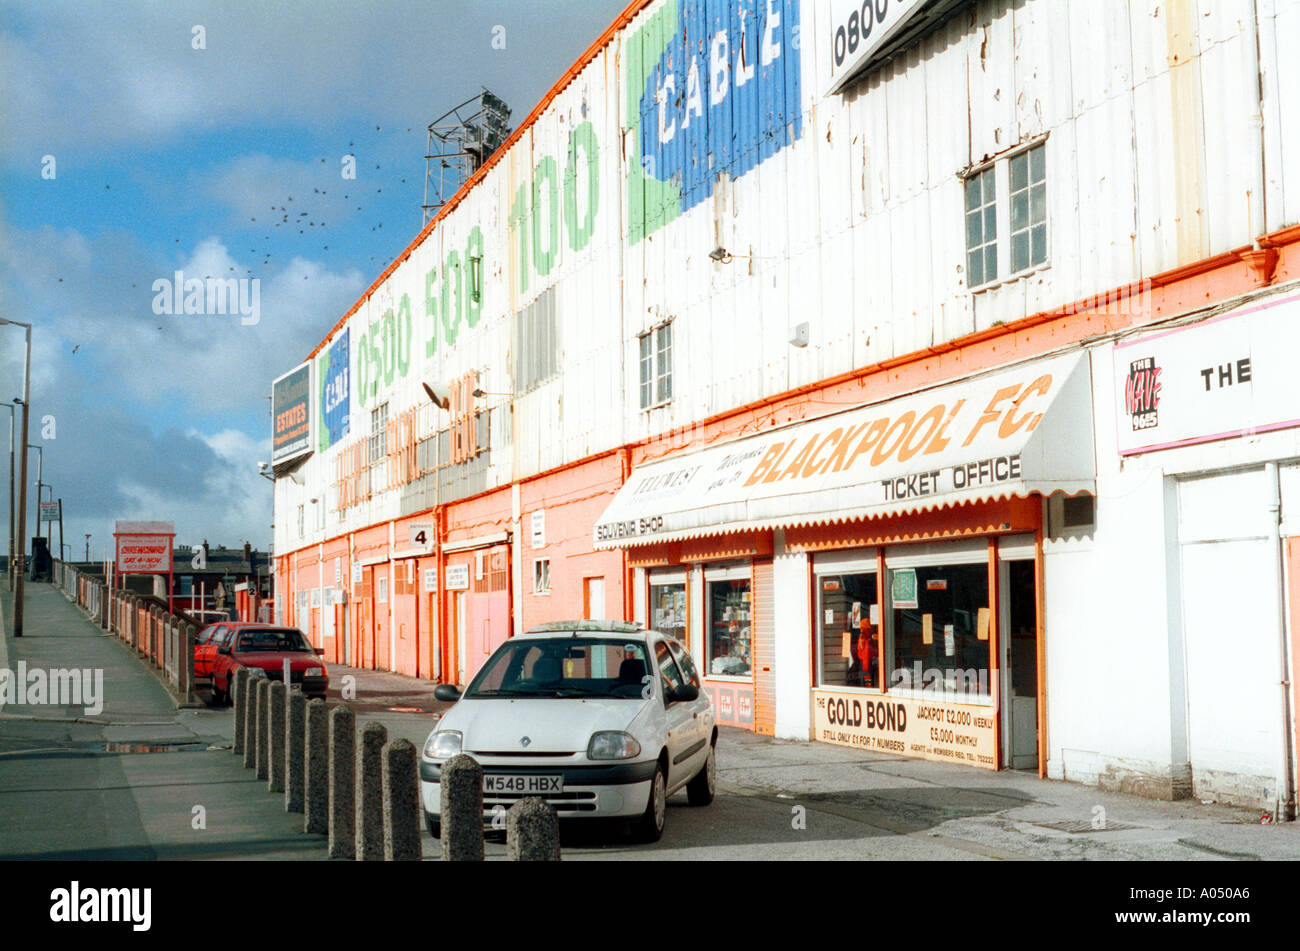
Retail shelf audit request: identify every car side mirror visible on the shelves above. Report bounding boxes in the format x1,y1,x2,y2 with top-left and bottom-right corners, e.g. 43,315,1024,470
217,645,231,656
673,684,699,703
434,684,462,702
314,648,325,656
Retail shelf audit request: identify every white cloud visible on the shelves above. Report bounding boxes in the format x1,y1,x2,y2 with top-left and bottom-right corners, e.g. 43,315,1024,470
0,0,633,162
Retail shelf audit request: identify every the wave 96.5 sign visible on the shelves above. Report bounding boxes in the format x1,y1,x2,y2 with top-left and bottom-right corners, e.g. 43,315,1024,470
1113,291,1300,456
272,362,312,465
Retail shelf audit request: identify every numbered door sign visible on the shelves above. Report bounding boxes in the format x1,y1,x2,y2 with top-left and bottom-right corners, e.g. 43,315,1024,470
409,523,433,547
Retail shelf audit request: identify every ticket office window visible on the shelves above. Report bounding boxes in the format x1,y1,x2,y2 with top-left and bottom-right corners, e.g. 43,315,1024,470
703,564,751,678
648,570,687,645
814,551,880,690
885,543,990,697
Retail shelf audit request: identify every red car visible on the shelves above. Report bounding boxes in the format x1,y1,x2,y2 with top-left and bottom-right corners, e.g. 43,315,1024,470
211,626,329,703
194,621,260,682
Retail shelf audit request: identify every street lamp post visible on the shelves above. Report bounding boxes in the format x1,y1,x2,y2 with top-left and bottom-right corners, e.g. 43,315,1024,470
38,483,52,548
2,319,33,637
85,533,91,562
1,401,14,590
29,448,44,551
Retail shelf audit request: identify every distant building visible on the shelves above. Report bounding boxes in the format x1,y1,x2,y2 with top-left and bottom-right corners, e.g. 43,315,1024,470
170,541,272,616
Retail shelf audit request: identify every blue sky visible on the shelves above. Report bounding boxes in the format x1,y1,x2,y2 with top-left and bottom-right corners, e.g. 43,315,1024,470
0,0,631,561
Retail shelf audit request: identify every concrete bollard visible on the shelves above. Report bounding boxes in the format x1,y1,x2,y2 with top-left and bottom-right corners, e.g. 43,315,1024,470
382,738,421,861
305,699,329,835
232,667,248,757
254,677,271,780
355,722,387,861
285,691,307,813
243,668,266,768
506,797,561,861
327,705,356,859
267,681,287,793
440,754,484,861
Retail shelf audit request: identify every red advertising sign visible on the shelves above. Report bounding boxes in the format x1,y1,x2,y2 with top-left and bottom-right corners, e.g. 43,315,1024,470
113,521,175,574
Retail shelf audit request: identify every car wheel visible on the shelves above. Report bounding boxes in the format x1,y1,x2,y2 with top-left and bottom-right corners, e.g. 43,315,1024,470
634,761,667,843
212,680,227,705
426,814,441,839
687,740,716,806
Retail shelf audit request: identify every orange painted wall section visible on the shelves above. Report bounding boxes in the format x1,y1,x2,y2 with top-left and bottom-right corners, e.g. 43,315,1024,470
519,455,626,629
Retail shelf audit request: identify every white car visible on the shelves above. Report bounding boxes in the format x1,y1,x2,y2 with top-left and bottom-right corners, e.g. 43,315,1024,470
420,621,717,842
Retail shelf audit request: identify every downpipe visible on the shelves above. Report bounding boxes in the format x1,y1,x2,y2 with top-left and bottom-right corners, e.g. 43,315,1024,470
1266,462,1295,820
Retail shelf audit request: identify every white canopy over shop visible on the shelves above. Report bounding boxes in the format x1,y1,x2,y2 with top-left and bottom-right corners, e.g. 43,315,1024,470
594,352,1096,548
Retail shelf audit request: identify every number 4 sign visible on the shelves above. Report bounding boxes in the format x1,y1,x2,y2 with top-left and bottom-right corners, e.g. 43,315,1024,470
409,522,433,547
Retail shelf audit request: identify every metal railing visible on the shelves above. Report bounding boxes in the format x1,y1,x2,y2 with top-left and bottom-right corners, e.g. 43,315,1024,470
52,560,196,702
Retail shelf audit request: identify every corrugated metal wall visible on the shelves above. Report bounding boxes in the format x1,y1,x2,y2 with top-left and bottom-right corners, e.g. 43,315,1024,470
277,0,1300,559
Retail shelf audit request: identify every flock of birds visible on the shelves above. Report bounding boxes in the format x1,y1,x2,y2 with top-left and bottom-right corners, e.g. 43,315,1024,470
65,123,427,340
222,125,417,283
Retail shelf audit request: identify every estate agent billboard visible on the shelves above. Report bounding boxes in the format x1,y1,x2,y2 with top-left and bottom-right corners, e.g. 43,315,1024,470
272,362,312,465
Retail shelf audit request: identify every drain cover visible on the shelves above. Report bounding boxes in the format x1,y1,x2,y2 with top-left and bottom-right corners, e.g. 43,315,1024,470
97,741,208,754
1033,818,1140,834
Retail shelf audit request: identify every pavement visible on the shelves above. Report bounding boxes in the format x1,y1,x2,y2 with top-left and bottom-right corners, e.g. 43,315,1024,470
3,581,1300,861
0,583,323,860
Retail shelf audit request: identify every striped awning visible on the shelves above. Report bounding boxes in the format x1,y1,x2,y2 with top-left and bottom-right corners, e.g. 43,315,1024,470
594,352,1095,548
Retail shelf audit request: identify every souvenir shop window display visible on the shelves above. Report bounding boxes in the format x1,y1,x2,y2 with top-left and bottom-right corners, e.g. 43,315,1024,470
706,577,751,676
649,580,686,643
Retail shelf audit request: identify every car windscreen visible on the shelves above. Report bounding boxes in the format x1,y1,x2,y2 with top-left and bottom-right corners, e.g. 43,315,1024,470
464,638,651,699
236,629,312,653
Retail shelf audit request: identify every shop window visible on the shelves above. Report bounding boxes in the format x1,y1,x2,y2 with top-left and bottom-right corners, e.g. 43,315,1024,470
638,321,673,409
817,572,880,689
648,572,687,643
533,558,551,595
887,562,989,696
377,575,388,603
705,572,751,677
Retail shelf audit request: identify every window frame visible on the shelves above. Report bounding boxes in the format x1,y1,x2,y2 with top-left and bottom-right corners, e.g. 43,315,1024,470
961,137,1051,292
532,557,552,595
637,318,674,410
813,552,881,691
702,562,752,681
